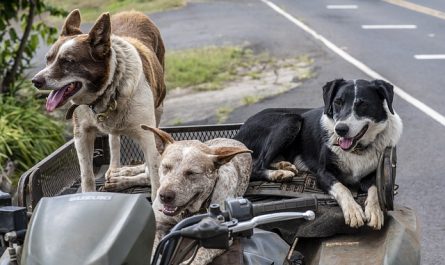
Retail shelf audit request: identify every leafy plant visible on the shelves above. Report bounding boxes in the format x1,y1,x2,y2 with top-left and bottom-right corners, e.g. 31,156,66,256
0,92,65,184
0,1,66,187
0,0,66,94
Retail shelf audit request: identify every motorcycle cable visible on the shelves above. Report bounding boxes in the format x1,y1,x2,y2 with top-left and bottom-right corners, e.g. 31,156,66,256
151,230,182,265
157,213,210,265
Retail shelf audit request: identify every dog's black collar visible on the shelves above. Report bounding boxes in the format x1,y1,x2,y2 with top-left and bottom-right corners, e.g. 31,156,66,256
89,97,118,122
65,85,119,122
351,143,371,154
65,104,79,120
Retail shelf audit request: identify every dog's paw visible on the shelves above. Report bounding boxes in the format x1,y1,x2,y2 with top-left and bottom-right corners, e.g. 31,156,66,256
106,165,145,180
268,169,295,182
105,167,116,181
103,176,131,192
271,161,298,174
365,200,384,230
342,200,366,228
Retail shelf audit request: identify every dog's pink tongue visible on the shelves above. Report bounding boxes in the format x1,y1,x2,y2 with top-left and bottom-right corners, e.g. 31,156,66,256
339,137,353,150
46,87,66,112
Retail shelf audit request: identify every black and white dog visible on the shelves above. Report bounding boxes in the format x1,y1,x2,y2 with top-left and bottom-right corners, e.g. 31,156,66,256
234,79,403,229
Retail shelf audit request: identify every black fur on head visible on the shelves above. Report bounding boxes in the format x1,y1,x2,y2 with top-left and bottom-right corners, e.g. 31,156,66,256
322,78,345,117
371,79,394,114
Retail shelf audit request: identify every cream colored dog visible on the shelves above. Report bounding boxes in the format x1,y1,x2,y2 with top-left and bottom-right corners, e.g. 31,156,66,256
141,125,252,265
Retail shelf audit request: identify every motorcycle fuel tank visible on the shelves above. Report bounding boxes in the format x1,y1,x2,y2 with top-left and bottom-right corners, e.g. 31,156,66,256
21,192,155,265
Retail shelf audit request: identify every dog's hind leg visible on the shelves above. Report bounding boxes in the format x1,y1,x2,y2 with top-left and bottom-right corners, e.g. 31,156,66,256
270,161,298,174
154,104,165,153
74,128,97,192
155,104,163,127
251,128,299,182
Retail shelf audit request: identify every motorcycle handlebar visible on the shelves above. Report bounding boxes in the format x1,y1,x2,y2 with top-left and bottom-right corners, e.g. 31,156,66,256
230,210,315,233
224,197,317,222
251,197,317,217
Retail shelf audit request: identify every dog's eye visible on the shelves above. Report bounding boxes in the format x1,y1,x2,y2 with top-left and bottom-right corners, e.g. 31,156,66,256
355,100,368,110
162,164,172,173
45,54,54,64
184,170,194,176
334,99,343,107
59,57,75,64
184,170,201,178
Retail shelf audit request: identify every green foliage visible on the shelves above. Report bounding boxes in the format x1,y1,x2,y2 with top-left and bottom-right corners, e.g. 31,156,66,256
0,1,66,184
0,0,66,94
166,47,255,91
0,90,65,183
46,0,185,22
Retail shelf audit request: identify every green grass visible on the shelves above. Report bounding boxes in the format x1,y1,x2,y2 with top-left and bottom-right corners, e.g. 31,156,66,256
241,95,263,105
165,46,257,91
215,106,233,124
46,0,185,22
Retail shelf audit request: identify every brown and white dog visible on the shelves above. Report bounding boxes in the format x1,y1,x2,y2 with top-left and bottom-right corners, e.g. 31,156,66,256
141,125,252,265
32,10,166,199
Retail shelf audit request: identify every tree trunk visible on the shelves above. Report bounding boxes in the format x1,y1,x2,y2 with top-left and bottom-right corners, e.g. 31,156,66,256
1,0,36,94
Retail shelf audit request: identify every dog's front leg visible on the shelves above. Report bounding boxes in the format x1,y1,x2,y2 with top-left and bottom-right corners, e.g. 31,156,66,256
183,248,225,265
329,181,366,228
105,134,121,181
364,185,384,230
318,148,365,228
74,129,97,192
136,132,160,201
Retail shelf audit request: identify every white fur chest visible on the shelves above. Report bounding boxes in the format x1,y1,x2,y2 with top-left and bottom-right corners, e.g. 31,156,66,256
330,146,380,184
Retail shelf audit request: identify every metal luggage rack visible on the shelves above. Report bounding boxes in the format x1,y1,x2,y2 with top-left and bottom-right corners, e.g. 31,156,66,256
17,121,367,213
18,124,243,211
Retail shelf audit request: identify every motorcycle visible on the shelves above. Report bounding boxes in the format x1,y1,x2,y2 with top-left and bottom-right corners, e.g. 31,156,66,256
1,118,420,265
0,192,315,265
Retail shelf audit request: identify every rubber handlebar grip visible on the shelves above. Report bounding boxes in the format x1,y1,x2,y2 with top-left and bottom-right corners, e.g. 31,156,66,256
252,197,317,217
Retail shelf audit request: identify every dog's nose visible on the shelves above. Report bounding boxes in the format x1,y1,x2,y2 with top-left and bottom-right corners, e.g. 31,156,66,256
31,76,45,89
159,190,176,204
335,123,349,137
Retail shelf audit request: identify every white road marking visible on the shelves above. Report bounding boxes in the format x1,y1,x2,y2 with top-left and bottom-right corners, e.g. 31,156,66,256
414,54,445,60
326,5,358,9
383,0,445,21
361,25,417,29
261,0,445,127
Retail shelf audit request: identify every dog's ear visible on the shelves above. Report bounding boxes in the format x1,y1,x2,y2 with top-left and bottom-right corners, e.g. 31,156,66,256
61,9,82,36
88,12,111,60
141,125,175,154
372,79,395,114
209,147,252,168
322,79,345,117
